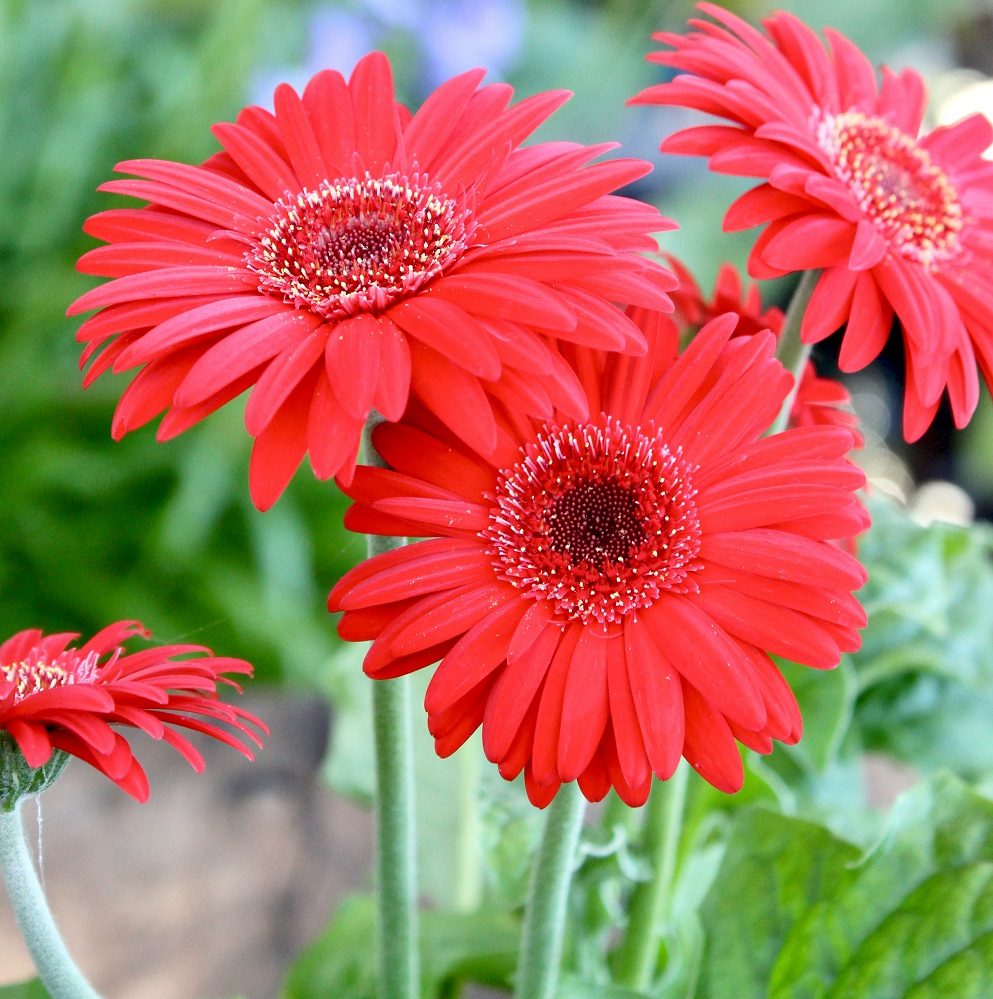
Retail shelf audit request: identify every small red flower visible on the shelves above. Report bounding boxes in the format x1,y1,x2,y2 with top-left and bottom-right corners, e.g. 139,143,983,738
0,622,266,801
70,53,676,509
633,3,993,440
328,311,868,807
667,256,863,443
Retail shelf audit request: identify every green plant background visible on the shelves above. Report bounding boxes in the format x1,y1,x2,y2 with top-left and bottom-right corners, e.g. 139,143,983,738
5,1,993,998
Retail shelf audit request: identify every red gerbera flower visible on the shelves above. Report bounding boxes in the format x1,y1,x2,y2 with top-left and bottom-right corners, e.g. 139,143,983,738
70,53,676,510
668,255,783,340
633,3,993,440
667,256,863,443
328,311,868,807
0,621,266,802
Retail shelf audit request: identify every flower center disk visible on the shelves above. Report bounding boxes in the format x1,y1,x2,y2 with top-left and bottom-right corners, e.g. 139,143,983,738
484,417,703,627
246,171,475,319
2,651,98,704
815,110,964,268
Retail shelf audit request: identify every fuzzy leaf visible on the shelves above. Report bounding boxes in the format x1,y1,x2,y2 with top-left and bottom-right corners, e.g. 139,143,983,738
694,808,860,999
770,773,993,998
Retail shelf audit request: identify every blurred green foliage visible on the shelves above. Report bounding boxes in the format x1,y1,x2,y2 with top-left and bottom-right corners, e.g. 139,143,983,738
4,1,993,998
0,0,365,684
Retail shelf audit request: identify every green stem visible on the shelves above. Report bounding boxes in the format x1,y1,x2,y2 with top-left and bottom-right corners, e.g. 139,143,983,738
611,764,689,991
770,269,821,434
513,782,586,999
364,416,419,999
0,803,100,999
454,742,482,912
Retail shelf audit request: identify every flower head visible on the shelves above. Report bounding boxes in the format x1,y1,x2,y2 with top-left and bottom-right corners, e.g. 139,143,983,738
0,622,266,804
633,3,993,440
328,310,868,807
667,256,863,443
71,53,676,510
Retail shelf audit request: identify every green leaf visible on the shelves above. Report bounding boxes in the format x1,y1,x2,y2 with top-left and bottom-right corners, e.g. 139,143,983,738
769,773,993,998
846,498,993,779
477,764,545,911
695,774,993,999
777,656,858,773
694,808,860,999
419,908,520,995
0,982,50,999
281,896,376,999
854,497,993,691
280,895,519,999
655,832,727,999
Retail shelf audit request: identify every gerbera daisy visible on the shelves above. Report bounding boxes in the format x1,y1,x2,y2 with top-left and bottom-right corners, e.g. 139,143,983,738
1,621,266,803
70,53,676,510
328,311,868,807
633,3,993,440
667,256,863,443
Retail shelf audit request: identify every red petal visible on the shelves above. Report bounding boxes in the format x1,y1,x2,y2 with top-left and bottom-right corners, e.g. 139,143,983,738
837,273,893,371
69,267,257,315
121,296,289,367
389,297,502,380
760,213,855,271
408,341,497,458
531,624,583,785
244,329,325,436
704,528,867,589
424,599,528,716
349,52,401,174
402,69,487,170
849,219,888,271
680,681,743,794
557,628,610,782
606,635,650,789
642,595,766,732
801,266,858,344
326,314,383,420
482,624,561,763
273,83,330,190
302,70,356,173
211,122,298,203
247,369,317,509
624,620,683,780
429,273,577,332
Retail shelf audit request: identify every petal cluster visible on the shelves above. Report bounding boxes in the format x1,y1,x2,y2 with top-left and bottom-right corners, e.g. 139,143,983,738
667,255,863,443
633,3,993,440
71,53,677,509
0,622,266,801
329,311,868,806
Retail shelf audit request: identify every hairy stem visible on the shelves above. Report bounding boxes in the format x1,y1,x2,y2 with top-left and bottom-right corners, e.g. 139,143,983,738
0,802,100,999
611,764,690,990
771,269,821,434
513,782,586,999
364,415,419,999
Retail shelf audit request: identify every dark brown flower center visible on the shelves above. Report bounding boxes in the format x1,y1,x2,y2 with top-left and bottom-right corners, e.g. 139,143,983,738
548,480,646,563
246,171,475,319
484,417,702,627
816,110,964,268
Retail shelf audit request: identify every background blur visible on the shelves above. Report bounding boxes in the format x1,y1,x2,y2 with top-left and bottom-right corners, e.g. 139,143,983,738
1,0,992,996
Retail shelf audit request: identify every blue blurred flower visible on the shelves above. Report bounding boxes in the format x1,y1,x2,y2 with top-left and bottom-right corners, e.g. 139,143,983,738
251,0,526,109
416,0,526,87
